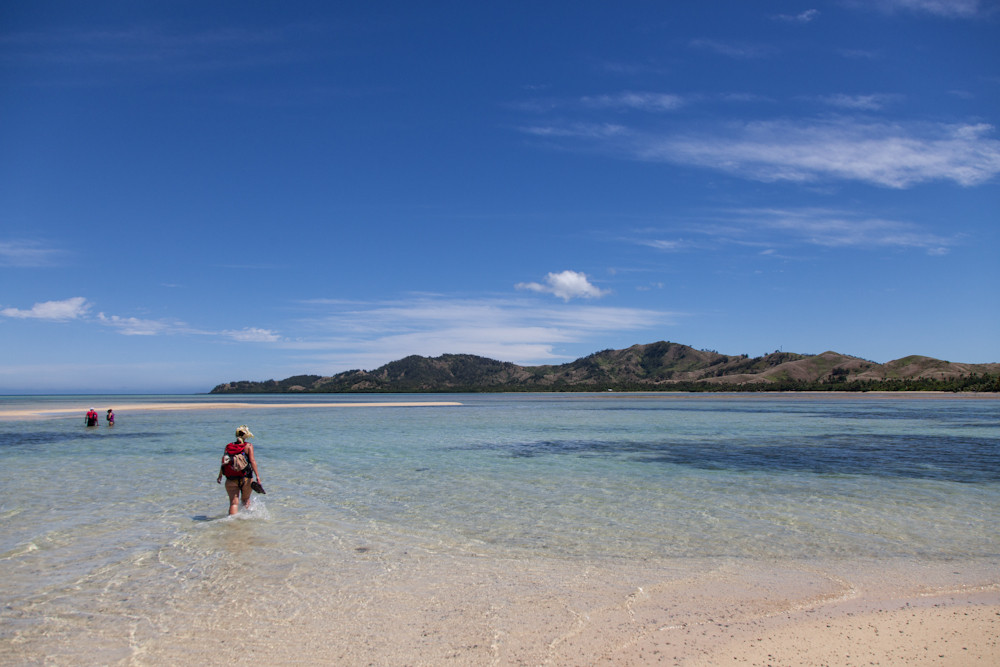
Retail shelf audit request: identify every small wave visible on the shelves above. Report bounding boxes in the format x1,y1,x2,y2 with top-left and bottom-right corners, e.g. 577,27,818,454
233,498,270,521
247,498,270,520
0,541,39,560
195,498,271,525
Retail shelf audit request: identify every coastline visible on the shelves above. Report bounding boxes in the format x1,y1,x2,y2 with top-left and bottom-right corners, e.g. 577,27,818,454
2,391,996,420
0,400,463,419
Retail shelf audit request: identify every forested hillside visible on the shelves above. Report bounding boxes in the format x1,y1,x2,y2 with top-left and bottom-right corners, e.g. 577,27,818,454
211,342,1000,393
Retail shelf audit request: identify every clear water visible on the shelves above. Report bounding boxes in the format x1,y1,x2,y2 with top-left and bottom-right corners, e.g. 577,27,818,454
1,393,998,662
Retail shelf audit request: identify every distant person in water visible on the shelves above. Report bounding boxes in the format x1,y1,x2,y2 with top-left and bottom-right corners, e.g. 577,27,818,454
85,408,99,427
106,409,115,426
217,425,263,515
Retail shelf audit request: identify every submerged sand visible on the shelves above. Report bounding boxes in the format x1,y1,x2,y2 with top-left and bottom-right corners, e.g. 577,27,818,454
3,550,994,665
169,556,999,666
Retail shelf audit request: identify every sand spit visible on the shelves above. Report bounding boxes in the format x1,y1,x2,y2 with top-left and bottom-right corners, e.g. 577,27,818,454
0,401,462,419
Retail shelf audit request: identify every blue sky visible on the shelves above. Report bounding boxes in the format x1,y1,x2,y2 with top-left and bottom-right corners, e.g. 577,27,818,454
2,1,998,393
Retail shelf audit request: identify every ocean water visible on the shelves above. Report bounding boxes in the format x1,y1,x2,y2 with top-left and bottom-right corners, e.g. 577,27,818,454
1,392,998,663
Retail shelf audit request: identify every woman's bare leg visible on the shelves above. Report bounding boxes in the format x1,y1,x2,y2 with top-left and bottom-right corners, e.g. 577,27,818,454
228,485,241,515
241,480,253,510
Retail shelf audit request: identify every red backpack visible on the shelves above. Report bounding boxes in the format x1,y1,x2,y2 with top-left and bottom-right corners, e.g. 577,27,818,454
221,442,250,479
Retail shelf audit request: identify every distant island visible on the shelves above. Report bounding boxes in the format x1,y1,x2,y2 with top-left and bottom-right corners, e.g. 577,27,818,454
210,341,1000,393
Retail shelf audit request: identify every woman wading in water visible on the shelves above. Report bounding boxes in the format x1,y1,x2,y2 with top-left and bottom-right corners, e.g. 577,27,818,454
217,425,263,515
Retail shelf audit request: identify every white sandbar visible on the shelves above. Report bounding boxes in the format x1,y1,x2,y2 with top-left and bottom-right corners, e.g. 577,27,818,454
0,401,462,419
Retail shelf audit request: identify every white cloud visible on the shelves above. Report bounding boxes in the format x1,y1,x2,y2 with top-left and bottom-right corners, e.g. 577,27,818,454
518,91,1000,187
96,314,282,342
818,93,899,110
515,270,611,301
636,120,1000,188
0,241,64,268
285,295,677,369
580,92,686,112
223,327,281,343
520,122,628,139
774,9,820,22
689,39,775,59
639,207,957,254
1,296,90,320
97,313,173,335
640,239,685,251
2,296,281,346
747,208,956,252
868,0,980,17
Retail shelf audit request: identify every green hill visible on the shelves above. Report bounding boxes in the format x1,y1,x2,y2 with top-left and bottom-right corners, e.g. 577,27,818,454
210,341,1000,393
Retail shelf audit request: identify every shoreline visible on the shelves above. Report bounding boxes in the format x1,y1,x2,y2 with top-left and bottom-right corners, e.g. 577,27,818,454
0,400,463,419
2,391,997,420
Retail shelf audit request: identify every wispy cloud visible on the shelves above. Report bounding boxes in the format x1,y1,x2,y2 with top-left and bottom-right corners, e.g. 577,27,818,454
816,93,900,110
736,208,956,253
515,270,611,301
633,207,957,255
223,327,282,343
287,295,678,369
1,296,283,343
643,120,1000,187
524,118,1000,188
580,91,686,112
1,296,90,320
865,0,981,17
638,239,687,252
97,313,178,336
516,91,770,119
96,313,283,341
689,39,775,59
0,240,65,267
520,122,628,139
774,9,821,22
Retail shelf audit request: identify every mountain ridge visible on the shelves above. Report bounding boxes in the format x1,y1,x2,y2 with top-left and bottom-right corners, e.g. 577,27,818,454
210,341,1000,393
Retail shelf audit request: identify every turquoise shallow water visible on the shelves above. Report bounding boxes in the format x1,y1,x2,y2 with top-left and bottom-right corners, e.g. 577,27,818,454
2,393,998,561
1,393,998,663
